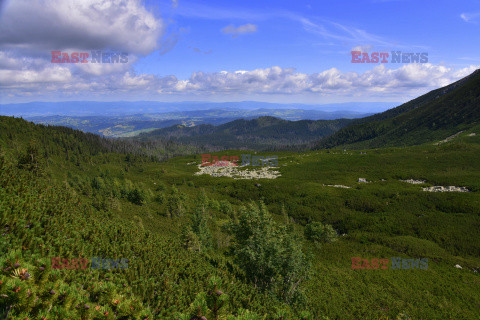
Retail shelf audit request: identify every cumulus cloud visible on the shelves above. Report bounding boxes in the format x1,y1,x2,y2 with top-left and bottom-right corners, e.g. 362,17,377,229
1,49,477,101
0,51,23,70
0,65,72,86
0,0,166,92
221,24,257,37
0,0,163,55
163,64,477,96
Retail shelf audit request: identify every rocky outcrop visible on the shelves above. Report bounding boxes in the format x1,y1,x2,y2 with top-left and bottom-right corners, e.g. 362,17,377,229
434,131,464,145
422,186,469,192
324,184,351,189
195,162,280,179
401,179,426,184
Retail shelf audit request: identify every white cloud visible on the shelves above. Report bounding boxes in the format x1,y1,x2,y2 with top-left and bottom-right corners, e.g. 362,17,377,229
75,55,138,76
172,64,479,96
1,49,477,101
221,24,258,36
0,0,164,55
0,65,72,86
0,51,23,70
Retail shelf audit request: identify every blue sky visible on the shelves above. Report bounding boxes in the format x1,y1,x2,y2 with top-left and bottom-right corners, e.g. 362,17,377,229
0,0,479,105
138,0,480,78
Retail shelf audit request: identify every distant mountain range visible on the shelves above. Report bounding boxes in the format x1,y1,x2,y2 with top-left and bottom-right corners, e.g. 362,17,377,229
5,107,378,138
0,101,397,116
137,116,352,150
315,69,480,149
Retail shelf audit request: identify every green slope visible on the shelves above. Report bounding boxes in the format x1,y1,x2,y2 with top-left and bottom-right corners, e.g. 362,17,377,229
316,69,480,149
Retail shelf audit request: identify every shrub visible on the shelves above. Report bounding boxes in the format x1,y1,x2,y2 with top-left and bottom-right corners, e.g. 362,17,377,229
127,187,146,205
17,141,44,175
305,222,338,243
227,202,310,303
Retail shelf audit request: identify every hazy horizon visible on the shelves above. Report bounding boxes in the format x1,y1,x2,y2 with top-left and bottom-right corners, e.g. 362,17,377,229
0,100,400,117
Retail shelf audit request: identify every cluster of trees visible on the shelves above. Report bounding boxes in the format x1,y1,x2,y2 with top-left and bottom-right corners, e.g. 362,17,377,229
181,205,212,253
180,200,319,305
0,116,204,166
304,222,338,244
67,173,152,210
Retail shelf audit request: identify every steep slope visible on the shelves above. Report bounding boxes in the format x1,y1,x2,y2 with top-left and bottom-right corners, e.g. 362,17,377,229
316,69,480,149
138,116,352,150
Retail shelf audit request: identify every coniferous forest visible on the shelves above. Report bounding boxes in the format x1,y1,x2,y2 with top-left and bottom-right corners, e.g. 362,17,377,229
1,1,480,317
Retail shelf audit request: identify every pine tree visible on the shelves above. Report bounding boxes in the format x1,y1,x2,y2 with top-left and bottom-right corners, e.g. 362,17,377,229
17,140,44,175
227,202,310,303
191,206,212,251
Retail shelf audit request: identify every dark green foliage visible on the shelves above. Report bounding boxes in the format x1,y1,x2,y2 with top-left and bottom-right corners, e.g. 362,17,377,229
127,187,146,205
166,186,187,217
1,113,480,319
0,156,301,319
304,222,338,243
0,115,201,163
226,202,310,304
191,207,212,250
180,225,202,252
181,206,212,252
17,140,44,175
0,148,5,171
175,276,270,320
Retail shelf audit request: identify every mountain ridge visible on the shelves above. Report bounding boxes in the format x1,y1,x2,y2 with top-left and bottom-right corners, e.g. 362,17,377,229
315,69,480,149
137,116,352,150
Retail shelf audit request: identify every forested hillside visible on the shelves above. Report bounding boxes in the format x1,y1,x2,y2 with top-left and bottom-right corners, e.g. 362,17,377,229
315,69,480,149
0,116,205,163
138,116,352,150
